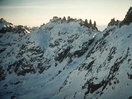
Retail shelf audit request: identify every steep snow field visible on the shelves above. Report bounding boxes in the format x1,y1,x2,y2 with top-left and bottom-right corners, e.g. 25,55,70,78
0,8,132,99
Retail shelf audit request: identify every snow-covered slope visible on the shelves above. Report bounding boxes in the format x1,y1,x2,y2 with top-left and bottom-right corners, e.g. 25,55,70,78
0,8,132,99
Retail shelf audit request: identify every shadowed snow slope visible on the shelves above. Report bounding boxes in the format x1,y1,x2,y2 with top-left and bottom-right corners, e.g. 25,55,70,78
0,8,132,99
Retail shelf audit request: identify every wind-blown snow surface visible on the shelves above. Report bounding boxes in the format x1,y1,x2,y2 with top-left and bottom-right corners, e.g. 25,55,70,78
0,17,132,99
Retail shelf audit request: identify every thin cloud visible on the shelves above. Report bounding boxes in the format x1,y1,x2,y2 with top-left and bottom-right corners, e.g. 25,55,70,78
0,4,87,9
0,6,49,9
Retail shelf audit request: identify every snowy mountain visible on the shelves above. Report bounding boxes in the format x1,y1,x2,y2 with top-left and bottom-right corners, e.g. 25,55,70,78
0,7,132,99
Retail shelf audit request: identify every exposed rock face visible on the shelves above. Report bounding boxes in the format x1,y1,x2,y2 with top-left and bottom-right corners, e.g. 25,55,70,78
0,7,132,99
120,7,132,26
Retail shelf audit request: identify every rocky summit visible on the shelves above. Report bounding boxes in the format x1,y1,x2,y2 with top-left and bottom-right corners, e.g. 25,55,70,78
0,7,132,99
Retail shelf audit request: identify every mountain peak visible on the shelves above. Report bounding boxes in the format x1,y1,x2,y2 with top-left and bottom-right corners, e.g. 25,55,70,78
120,7,132,26
0,18,31,34
0,18,6,23
0,18,13,25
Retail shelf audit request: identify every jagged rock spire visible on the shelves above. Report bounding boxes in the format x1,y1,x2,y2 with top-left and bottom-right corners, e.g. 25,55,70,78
93,21,96,27
108,18,120,26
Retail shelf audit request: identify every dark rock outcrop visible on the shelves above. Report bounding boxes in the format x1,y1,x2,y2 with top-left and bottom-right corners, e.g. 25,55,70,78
120,7,132,26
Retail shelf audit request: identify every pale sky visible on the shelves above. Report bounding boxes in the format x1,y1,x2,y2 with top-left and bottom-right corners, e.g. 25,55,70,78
0,0,131,29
